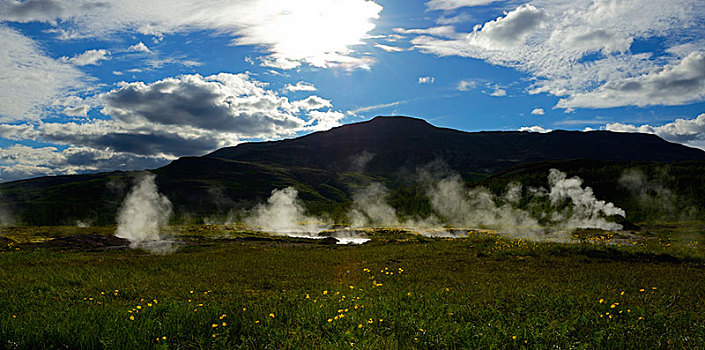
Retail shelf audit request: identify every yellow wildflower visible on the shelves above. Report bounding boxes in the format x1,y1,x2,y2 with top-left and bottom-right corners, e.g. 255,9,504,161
269,313,275,318
129,316,134,321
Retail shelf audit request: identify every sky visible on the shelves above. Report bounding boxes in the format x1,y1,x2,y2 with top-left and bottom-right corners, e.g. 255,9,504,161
1,0,705,182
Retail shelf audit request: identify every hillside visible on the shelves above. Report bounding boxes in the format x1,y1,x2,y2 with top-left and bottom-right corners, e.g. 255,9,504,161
207,116,705,176
2,116,705,225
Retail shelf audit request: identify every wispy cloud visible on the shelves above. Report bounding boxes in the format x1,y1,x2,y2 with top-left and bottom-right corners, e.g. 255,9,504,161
347,101,405,115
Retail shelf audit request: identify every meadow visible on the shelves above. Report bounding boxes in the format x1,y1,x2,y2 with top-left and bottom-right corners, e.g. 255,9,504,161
2,225,705,349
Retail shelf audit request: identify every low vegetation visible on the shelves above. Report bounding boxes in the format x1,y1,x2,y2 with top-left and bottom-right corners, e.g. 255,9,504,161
2,224,705,348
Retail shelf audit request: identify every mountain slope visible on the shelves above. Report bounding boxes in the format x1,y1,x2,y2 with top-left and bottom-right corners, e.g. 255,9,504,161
207,116,705,176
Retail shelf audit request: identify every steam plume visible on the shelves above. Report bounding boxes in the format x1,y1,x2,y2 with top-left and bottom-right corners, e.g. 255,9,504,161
547,169,625,230
245,187,330,233
427,175,540,230
348,182,400,228
115,173,175,253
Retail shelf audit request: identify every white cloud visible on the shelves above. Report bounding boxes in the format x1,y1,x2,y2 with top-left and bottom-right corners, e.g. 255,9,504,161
519,125,552,133
62,105,90,117
0,26,86,122
0,73,345,163
489,86,507,96
374,43,406,52
292,96,333,111
418,76,435,84
347,101,404,115
0,0,383,70
0,144,168,182
60,49,110,66
468,4,546,49
306,110,346,131
128,41,151,53
557,52,705,108
531,108,545,115
457,79,476,91
0,124,40,140
426,0,501,11
605,113,705,149
436,12,473,25
404,0,705,109
283,81,317,92
394,26,461,39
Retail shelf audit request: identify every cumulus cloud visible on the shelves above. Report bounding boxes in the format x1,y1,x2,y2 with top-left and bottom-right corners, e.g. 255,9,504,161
307,110,346,132
426,0,501,11
0,73,347,181
404,0,705,109
531,108,545,115
418,76,435,84
292,96,332,111
519,126,551,133
467,4,546,49
0,26,85,121
0,144,167,182
127,42,151,53
60,49,110,66
605,113,705,149
557,52,705,108
283,81,317,92
489,85,507,96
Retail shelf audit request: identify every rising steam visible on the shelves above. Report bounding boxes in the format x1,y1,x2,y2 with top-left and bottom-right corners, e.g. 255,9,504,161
547,169,625,230
341,168,626,241
348,182,400,228
115,173,175,254
245,187,330,234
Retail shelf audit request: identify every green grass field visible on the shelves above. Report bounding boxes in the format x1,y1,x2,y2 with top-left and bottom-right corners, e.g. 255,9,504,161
2,225,705,349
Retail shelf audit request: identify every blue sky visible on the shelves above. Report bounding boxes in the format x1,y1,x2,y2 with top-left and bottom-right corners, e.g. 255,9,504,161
1,0,705,182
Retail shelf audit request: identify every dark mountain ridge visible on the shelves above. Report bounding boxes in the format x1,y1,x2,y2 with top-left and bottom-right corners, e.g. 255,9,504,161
206,116,705,176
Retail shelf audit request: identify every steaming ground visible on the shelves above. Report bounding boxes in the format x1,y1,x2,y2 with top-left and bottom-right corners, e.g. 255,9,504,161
115,173,177,254
237,168,627,245
106,168,630,251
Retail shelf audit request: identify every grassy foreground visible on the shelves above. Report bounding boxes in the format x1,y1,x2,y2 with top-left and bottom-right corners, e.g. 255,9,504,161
2,226,705,349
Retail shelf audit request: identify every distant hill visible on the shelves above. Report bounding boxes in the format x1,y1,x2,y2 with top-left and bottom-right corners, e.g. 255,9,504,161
207,116,705,176
3,115,705,225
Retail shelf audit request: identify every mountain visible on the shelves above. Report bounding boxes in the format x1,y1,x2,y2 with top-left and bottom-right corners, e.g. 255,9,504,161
206,116,705,176
3,115,705,225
